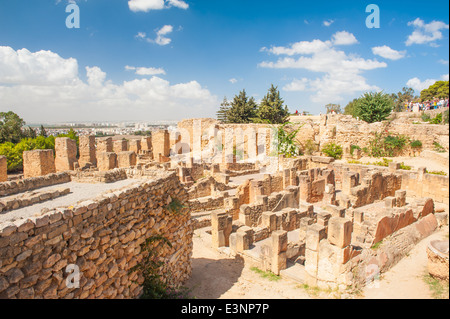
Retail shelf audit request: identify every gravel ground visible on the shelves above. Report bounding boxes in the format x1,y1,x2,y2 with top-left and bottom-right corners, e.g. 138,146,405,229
0,179,141,224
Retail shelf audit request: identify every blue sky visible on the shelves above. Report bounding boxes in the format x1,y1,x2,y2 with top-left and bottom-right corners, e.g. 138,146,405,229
0,0,448,123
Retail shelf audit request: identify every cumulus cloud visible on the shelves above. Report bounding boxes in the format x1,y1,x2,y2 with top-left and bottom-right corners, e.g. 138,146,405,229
406,74,449,92
229,78,238,84
128,0,188,12
125,66,166,76
332,31,358,45
405,18,449,46
0,46,217,122
372,45,406,60
259,32,386,103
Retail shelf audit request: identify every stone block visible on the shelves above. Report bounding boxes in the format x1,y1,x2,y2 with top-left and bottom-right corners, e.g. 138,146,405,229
395,190,407,207
271,230,288,254
385,196,396,208
0,155,7,182
97,137,113,154
262,211,277,232
299,217,314,241
79,135,96,167
97,152,117,171
128,139,141,154
117,151,137,168
328,217,353,248
113,140,128,153
55,137,78,172
305,224,327,251
211,212,232,248
152,130,170,160
23,150,56,178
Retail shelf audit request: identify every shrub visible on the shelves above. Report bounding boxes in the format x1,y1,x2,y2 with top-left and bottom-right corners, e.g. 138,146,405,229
303,139,318,156
350,145,361,155
421,113,431,122
410,140,423,149
321,142,343,159
366,133,409,158
433,142,446,153
444,110,449,124
429,113,443,124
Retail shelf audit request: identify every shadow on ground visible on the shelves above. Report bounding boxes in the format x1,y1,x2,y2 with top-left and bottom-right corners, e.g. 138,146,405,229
185,255,245,299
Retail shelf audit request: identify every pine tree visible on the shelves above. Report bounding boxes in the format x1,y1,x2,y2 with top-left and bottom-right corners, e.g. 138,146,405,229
256,84,289,124
216,97,230,123
226,90,257,124
39,125,48,137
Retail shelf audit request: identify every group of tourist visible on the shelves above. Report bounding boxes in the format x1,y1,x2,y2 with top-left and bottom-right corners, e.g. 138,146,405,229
404,98,449,112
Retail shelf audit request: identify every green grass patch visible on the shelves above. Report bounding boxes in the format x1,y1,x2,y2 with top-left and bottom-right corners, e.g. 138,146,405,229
423,274,449,299
250,267,281,281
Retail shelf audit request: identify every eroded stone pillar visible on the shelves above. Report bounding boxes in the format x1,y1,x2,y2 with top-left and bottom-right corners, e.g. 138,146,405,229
211,211,233,249
79,135,96,168
0,155,7,182
117,151,137,168
152,130,170,161
55,137,78,172
271,230,288,275
23,149,56,178
97,152,117,171
113,139,128,153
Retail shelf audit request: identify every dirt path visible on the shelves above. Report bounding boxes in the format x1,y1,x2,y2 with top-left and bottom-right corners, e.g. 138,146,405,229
185,225,449,299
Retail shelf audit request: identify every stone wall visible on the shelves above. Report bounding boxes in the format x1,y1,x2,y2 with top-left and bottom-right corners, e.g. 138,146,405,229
0,171,193,299
0,173,71,197
55,138,78,172
79,136,96,168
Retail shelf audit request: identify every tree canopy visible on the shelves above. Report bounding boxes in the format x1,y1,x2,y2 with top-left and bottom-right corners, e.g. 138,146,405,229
255,85,290,124
0,111,26,144
420,81,449,101
353,91,393,123
225,89,258,124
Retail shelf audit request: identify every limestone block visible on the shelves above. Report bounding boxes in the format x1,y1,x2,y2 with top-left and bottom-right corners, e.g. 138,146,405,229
55,137,78,172
0,155,7,182
97,137,113,154
262,211,277,232
141,137,152,152
305,224,327,251
152,130,170,160
23,150,56,178
342,172,359,194
117,151,137,168
395,190,407,207
299,217,314,241
384,197,396,208
97,152,117,171
128,139,141,154
328,217,353,248
316,211,332,227
79,135,96,167
211,212,232,248
271,230,288,254
113,140,128,153
234,226,254,252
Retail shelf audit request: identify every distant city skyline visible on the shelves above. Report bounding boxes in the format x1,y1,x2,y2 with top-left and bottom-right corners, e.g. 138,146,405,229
0,0,449,123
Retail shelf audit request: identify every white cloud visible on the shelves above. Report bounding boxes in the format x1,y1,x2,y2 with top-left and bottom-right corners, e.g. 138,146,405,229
259,34,386,103
0,46,79,85
332,31,358,45
406,18,449,46
406,74,449,92
135,25,174,46
0,46,217,122
155,25,173,46
167,0,189,9
283,78,308,92
128,0,188,12
229,78,238,84
323,20,334,27
372,45,406,60
438,59,449,65
125,66,166,76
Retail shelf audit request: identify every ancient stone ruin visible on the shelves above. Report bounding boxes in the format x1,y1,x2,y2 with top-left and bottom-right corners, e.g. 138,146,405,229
0,115,448,298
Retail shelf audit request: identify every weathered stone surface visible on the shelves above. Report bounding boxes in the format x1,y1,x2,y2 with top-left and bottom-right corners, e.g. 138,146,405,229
328,217,353,249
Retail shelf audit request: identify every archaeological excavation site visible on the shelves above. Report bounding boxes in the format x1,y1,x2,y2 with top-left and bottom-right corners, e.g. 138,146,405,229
0,113,449,299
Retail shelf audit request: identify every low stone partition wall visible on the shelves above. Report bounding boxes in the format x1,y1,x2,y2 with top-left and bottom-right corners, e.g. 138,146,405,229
0,171,193,299
188,195,226,213
0,173,71,197
70,168,128,184
400,168,449,203
0,188,70,214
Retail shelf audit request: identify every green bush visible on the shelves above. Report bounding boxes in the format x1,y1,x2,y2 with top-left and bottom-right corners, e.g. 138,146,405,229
444,110,449,124
421,113,431,122
0,136,56,172
410,140,423,149
321,142,343,159
429,113,443,124
366,133,409,158
350,144,361,155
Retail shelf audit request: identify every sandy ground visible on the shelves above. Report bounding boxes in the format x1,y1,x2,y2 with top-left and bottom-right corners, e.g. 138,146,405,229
338,152,449,174
185,224,449,300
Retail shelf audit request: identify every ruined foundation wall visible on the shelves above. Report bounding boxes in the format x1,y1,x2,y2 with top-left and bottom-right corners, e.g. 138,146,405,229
0,173,71,197
0,171,193,299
